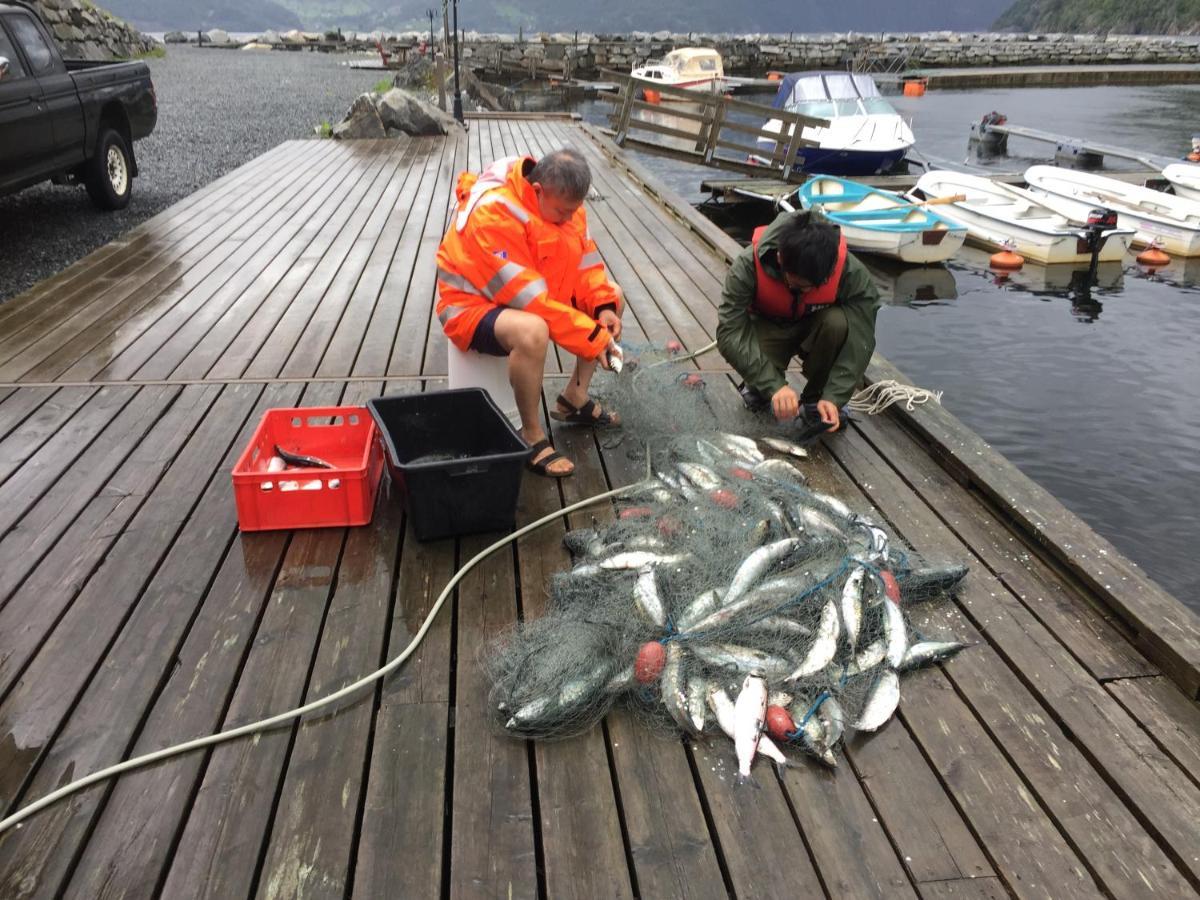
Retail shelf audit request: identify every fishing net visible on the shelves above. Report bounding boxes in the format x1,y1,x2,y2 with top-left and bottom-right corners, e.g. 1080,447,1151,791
485,341,968,769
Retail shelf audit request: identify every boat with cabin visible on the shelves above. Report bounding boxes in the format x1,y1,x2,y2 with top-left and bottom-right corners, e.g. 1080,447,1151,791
912,171,1134,265
754,72,914,176
631,48,724,100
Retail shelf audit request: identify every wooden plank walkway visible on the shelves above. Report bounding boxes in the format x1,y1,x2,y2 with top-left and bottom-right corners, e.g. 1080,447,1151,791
0,119,1198,900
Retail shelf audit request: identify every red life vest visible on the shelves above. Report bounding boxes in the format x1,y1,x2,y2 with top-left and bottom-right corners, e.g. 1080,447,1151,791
751,225,847,320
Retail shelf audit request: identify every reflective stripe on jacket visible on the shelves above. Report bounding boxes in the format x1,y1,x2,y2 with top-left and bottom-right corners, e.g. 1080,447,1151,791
435,155,620,359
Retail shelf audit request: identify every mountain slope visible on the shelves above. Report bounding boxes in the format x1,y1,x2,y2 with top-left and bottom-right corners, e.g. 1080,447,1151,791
994,0,1200,34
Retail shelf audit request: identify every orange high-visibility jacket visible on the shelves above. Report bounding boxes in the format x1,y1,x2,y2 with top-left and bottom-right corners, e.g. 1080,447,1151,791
435,155,621,360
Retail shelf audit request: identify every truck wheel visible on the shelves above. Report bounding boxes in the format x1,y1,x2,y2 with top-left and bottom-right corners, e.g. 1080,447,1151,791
84,128,132,210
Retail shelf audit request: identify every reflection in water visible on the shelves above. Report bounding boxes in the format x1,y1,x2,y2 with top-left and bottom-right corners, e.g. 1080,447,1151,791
860,257,958,307
1131,253,1200,291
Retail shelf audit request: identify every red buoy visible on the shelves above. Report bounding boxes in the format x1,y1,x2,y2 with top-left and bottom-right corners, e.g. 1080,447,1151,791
729,467,753,481
682,373,705,388
880,569,901,605
657,515,683,538
709,488,738,509
619,506,654,520
666,339,683,354
635,642,666,683
765,705,796,741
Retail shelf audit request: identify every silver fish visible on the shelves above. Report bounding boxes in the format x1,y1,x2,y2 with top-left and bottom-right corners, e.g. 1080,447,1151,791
715,434,764,466
605,664,636,693
725,537,804,605
686,672,708,732
767,690,795,709
563,528,606,559
788,702,836,768
819,696,845,749
676,588,722,630
897,564,970,599
898,640,967,672
759,436,810,459
662,643,696,734
763,500,795,537
708,687,789,768
811,490,854,519
853,669,900,732
506,662,612,729
753,458,807,485
846,638,886,677
841,565,865,652
634,565,666,627
733,673,768,783
741,614,812,639
690,643,794,681
624,534,668,552
791,504,846,539
678,461,722,492
574,551,689,577
883,597,908,668
786,599,839,681
686,575,805,633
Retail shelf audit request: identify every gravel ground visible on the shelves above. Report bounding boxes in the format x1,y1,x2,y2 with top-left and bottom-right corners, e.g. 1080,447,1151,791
0,45,390,304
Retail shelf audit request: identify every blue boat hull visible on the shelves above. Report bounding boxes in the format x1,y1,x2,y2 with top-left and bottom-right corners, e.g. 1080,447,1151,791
792,146,909,176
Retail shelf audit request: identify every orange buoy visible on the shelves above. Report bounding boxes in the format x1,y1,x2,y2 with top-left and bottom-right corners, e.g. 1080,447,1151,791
766,70,784,82
635,642,666,684
1136,243,1170,266
989,248,1025,270
643,88,661,105
902,78,927,97
765,705,796,741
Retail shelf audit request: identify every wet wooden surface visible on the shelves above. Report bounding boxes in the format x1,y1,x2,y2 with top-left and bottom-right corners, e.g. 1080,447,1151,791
0,120,1197,899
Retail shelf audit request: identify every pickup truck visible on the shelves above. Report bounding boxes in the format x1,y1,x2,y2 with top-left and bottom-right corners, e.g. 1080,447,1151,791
0,0,156,209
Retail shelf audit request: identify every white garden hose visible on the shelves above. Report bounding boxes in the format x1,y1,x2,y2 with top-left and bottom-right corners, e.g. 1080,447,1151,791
0,479,638,836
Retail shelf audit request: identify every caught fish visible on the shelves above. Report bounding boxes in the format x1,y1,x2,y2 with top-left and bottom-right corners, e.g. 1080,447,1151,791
676,588,722,630
786,599,840,681
678,462,722,492
506,662,613,730
841,565,865,652
714,435,764,467
563,528,606,560
662,643,696,734
791,504,846,539
685,576,806,635
708,687,790,769
898,640,967,672
852,670,900,732
818,696,844,750
883,596,908,668
273,444,333,469
845,639,886,677
759,436,810,459
605,664,636,693
740,614,812,639
753,459,807,485
733,673,768,784
573,551,690,577
767,690,795,709
686,672,708,732
788,701,837,768
690,643,794,681
633,566,666,627
624,534,667,552
898,564,970,599
725,538,805,606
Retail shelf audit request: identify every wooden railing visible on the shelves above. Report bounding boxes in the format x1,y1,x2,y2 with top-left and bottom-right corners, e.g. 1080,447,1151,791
598,70,829,182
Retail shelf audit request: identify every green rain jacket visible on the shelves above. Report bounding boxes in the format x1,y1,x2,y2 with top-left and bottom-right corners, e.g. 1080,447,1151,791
716,210,881,407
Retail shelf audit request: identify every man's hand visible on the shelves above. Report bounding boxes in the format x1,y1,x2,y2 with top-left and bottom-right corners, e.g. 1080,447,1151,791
771,385,800,421
596,334,619,371
598,308,622,342
816,399,841,432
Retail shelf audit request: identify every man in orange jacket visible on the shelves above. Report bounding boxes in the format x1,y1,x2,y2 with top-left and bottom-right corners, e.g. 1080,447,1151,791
436,149,622,478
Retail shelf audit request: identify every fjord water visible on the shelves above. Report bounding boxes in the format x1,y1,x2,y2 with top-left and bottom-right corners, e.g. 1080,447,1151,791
578,85,1200,608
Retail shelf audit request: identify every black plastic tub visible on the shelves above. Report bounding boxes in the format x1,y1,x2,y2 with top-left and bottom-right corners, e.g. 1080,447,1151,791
367,388,531,541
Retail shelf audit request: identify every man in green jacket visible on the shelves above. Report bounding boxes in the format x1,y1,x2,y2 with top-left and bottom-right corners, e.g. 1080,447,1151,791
716,210,880,434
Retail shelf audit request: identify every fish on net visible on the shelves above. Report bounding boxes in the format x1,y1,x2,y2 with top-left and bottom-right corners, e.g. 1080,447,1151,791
485,342,969,772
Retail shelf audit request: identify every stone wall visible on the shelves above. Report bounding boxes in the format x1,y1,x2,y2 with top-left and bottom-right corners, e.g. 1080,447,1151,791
25,0,159,61
457,31,1200,74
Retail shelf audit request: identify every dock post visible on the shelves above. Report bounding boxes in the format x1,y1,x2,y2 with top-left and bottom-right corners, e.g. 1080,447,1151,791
436,52,446,110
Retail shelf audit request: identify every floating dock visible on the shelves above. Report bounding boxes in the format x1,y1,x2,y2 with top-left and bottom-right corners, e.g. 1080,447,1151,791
876,62,1200,89
0,117,1197,899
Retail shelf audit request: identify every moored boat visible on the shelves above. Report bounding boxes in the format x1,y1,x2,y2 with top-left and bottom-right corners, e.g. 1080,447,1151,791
790,175,966,264
631,48,724,101
1024,165,1200,257
912,170,1135,265
1161,163,1200,202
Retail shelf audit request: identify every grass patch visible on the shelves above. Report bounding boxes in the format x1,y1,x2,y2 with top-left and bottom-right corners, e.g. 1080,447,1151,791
138,45,167,59
315,120,334,138
373,77,393,95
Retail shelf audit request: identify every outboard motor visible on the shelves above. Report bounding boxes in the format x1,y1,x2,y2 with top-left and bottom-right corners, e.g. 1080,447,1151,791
969,111,1009,159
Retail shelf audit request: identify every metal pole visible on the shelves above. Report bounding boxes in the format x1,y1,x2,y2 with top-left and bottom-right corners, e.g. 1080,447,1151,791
427,9,435,52
451,0,463,123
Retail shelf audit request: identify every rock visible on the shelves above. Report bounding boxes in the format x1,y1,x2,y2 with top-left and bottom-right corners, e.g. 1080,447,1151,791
333,93,387,140
376,87,459,136
164,31,188,43
260,30,280,44
205,29,230,45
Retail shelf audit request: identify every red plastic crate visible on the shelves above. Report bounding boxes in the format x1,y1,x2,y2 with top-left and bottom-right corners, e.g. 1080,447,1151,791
232,406,384,531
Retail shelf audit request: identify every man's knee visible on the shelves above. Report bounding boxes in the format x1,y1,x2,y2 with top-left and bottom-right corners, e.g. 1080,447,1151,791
506,312,550,353
812,307,849,346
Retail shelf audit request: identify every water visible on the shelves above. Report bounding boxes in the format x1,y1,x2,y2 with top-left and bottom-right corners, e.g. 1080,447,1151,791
570,85,1200,609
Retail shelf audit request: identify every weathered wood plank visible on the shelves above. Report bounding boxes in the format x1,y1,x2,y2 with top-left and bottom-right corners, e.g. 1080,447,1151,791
0,386,58,445
0,385,96,489
1107,676,1200,788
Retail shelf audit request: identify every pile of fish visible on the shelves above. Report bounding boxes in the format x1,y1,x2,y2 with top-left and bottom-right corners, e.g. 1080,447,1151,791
488,431,968,777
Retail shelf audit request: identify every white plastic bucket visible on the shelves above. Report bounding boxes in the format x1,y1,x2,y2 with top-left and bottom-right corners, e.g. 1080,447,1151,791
447,343,520,426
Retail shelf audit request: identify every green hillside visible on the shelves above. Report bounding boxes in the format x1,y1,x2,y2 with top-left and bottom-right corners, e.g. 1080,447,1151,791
994,0,1200,34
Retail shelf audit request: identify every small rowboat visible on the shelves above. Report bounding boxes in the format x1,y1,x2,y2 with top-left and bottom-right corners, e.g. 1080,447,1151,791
913,170,1134,265
1024,165,1200,257
1162,163,1200,202
786,175,966,264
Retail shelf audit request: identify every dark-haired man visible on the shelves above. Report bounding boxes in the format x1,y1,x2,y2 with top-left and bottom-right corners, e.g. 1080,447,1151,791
716,210,880,434
436,149,623,478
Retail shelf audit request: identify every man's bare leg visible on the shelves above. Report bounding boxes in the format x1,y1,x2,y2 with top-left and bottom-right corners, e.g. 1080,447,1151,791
492,309,573,475
557,354,620,424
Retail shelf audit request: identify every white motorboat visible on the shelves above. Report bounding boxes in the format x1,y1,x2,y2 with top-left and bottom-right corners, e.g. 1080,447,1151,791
1024,165,1200,257
1162,164,1200,202
912,170,1135,265
755,72,914,176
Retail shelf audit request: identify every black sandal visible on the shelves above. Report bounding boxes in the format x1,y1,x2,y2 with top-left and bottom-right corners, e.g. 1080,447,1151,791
525,438,574,478
550,394,620,427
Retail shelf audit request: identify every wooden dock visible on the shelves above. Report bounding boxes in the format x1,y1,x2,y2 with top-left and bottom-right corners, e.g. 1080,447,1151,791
0,117,1198,900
